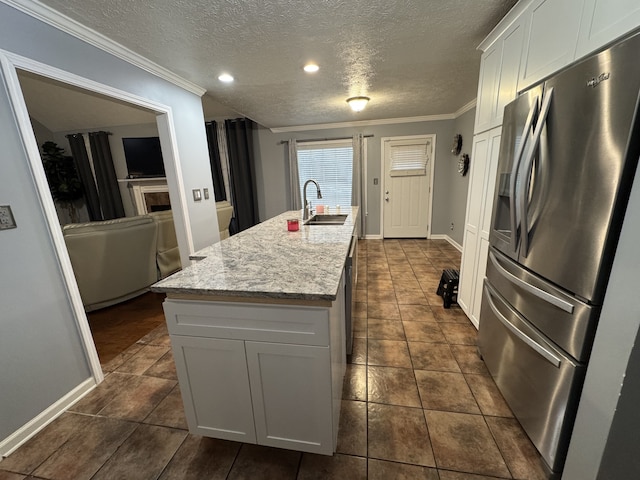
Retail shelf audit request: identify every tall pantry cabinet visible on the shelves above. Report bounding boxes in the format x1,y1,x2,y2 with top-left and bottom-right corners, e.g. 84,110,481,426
459,0,640,327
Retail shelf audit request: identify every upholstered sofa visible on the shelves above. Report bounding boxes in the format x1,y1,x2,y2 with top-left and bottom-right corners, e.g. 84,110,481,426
63,201,234,311
216,200,234,240
63,215,159,312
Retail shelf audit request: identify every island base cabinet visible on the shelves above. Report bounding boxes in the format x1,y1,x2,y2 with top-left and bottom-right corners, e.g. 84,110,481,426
170,335,256,443
163,296,343,456
246,342,333,454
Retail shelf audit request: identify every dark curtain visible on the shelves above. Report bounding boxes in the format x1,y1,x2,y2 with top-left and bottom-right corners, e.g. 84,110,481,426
204,121,227,202
66,133,102,221
89,131,125,220
225,118,259,234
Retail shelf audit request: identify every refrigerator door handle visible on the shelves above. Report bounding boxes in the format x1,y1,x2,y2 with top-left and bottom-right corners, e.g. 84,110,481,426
484,284,562,368
489,251,574,313
519,87,554,258
509,96,539,253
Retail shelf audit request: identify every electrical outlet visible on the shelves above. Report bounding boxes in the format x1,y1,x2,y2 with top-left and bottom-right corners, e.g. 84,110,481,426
192,189,202,201
373,178,379,185
0,205,17,230
450,222,454,231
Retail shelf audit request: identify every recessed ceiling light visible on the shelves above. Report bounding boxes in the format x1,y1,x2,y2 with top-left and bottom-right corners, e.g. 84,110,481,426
303,64,319,73
218,73,234,83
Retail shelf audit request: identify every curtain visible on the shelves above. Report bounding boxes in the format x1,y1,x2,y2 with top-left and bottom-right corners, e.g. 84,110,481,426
204,121,227,201
287,139,301,210
225,118,259,234
217,122,232,205
89,131,125,220
352,133,365,238
66,133,102,221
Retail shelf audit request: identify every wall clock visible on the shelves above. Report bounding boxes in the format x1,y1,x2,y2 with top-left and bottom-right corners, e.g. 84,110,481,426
451,134,462,155
458,154,470,176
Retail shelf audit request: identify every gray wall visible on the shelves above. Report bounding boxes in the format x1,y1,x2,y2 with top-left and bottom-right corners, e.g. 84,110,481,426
0,68,92,441
254,116,471,240
449,108,475,245
0,2,218,447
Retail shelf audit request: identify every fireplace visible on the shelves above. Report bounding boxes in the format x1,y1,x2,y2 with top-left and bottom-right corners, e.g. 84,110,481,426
145,192,171,212
125,179,171,215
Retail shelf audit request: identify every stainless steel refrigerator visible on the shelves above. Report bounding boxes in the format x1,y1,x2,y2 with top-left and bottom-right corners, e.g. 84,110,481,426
478,31,640,476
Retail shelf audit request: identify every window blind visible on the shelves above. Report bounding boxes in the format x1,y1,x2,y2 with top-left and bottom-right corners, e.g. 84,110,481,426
389,141,430,177
297,141,353,209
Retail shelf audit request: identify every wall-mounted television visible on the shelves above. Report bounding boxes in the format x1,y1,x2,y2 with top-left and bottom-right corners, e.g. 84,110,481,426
123,137,165,178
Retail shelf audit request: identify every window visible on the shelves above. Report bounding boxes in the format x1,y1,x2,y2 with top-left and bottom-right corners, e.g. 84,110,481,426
297,140,353,208
389,141,430,177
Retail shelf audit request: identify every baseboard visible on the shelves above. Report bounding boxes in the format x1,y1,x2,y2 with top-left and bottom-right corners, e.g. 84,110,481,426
429,234,462,252
0,377,97,458
365,233,462,250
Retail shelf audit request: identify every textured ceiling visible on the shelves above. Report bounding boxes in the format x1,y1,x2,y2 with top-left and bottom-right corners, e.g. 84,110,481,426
27,0,517,129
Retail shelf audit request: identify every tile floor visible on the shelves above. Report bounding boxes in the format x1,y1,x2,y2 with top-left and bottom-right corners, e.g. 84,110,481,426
0,239,549,480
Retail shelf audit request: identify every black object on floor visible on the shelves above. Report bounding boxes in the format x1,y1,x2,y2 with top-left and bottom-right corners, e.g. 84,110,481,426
436,269,459,308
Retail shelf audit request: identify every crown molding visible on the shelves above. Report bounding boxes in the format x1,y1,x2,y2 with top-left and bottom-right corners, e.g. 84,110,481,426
477,0,533,52
270,113,457,133
1,0,206,96
454,99,477,118
270,102,477,133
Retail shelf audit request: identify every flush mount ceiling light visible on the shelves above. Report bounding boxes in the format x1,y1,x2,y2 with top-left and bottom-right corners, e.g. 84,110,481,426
347,96,370,112
303,63,319,73
218,73,234,83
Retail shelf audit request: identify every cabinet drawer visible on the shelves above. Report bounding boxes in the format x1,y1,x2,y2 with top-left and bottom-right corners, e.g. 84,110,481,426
163,299,330,346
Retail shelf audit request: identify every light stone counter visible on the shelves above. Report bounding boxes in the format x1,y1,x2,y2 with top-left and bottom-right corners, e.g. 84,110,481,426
151,207,358,301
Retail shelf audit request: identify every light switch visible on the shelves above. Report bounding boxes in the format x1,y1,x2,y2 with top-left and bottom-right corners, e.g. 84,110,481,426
373,178,379,185
0,205,17,230
192,189,202,201
203,188,210,200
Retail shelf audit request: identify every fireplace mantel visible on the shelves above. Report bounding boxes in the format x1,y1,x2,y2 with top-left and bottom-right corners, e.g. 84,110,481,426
118,178,170,214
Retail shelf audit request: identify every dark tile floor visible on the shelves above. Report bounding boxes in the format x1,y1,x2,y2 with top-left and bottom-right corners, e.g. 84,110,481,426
0,239,549,480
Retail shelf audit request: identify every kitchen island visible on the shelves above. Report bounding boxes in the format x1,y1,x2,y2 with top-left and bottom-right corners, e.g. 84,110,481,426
152,208,359,455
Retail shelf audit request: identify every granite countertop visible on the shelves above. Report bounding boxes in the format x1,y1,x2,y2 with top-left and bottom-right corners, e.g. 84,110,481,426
151,207,358,301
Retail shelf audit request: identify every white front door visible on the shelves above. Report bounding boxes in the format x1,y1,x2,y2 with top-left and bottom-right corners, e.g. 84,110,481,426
382,135,433,238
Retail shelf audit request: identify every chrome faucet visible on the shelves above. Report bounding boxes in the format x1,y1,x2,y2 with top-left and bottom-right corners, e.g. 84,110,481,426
303,179,322,220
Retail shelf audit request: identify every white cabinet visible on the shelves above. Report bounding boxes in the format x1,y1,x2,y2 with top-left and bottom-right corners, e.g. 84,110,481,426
163,286,345,455
170,335,256,443
474,42,502,134
518,0,584,90
576,0,640,59
475,16,526,134
246,341,332,451
458,127,502,327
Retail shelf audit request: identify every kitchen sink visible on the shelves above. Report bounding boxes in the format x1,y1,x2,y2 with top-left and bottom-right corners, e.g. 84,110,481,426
304,214,348,225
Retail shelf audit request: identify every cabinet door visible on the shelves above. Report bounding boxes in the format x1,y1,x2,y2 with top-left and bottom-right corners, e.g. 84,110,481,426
475,43,502,134
519,0,584,90
459,128,502,327
576,0,640,59
170,335,256,443
470,129,502,326
494,19,526,126
459,132,491,319
245,341,333,455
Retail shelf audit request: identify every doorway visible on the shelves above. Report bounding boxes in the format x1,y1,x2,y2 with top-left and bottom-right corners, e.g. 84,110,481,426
381,135,435,238
2,53,188,382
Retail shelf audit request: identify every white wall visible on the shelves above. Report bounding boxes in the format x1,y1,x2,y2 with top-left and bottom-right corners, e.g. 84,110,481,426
0,2,218,450
254,117,470,241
